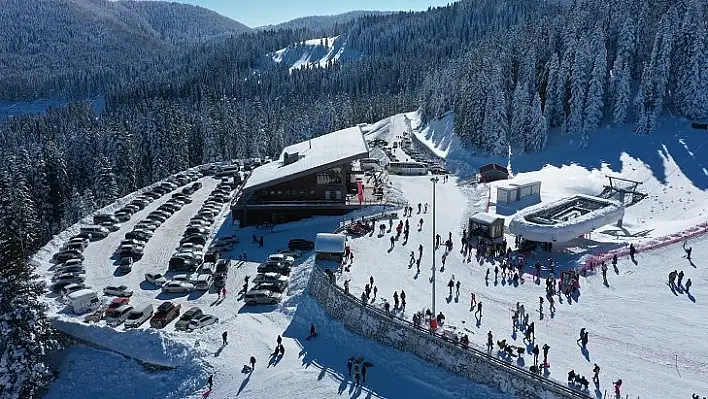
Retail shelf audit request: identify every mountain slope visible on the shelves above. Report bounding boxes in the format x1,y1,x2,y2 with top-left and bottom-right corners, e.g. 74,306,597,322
257,10,390,31
270,36,362,71
0,0,249,100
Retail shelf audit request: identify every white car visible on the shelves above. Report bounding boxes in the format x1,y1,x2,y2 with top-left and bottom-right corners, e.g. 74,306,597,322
253,272,289,286
162,281,194,293
144,273,167,287
103,285,134,297
171,274,193,283
178,243,204,253
276,248,302,258
61,283,88,296
175,250,203,262
134,223,158,232
267,253,295,266
188,314,219,330
105,305,133,326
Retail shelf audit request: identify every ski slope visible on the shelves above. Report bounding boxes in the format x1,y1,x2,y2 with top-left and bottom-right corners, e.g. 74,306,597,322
271,36,361,72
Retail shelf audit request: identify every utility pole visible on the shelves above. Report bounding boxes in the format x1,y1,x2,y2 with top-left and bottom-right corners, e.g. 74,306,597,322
430,176,439,315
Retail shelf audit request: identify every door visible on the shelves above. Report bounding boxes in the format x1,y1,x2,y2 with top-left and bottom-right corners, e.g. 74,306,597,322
325,191,331,200
335,190,342,200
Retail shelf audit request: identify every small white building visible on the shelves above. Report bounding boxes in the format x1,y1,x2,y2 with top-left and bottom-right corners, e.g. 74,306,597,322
315,233,346,262
496,181,541,204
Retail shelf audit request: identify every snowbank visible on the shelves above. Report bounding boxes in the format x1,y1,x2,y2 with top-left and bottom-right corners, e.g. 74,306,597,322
508,195,624,243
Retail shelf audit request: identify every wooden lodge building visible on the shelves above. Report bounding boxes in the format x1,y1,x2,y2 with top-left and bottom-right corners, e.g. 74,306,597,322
232,126,370,227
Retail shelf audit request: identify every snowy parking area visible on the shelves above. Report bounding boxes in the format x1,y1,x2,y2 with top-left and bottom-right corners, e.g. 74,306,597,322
343,173,708,399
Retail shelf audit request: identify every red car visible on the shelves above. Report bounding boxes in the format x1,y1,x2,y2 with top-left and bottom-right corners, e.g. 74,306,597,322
106,297,130,312
150,301,181,328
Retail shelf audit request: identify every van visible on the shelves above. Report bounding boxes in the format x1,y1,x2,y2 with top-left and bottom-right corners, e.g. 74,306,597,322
105,305,134,326
194,274,214,290
124,304,154,328
80,226,110,239
67,289,100,315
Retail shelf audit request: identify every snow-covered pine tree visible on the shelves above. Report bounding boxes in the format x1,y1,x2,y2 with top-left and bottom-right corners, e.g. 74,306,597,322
526,92,548,152
0,233,58,399
481,63,509,156
94,155,119,208
611,57,631,125
543,53,561,128
673,3,707,120
582,47,608,146
510,82,530,151
566,38,590,135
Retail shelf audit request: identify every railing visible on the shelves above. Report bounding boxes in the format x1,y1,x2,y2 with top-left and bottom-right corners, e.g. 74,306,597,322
309,267,592,399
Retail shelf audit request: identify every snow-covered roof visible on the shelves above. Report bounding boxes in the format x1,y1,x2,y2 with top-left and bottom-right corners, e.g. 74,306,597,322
315,233,346,254
470,212,504,225
243,126,368,192
508,194,624,243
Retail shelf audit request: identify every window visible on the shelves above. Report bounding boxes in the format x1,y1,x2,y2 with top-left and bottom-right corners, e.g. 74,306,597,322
316,167,342,185
299,190,304,195
277,191,283,195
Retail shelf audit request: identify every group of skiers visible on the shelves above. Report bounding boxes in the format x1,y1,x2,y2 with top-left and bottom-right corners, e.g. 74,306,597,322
668,269,693,293
347,357,373,386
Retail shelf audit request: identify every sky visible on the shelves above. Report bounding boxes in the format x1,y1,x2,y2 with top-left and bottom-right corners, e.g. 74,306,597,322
169,0,456,27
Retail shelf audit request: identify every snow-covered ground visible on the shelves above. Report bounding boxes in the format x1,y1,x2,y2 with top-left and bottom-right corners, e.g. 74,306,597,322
270,36,362,72
38,111,708,399
39,174,513,399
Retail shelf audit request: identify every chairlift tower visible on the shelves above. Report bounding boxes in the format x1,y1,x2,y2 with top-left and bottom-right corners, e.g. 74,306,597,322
602,175,647,227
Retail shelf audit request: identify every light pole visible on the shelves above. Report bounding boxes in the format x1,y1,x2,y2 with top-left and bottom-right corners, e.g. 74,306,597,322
430,176,439,316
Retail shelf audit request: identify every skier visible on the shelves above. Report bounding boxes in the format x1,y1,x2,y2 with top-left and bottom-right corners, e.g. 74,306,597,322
250,356,256,369
419,218,424,229
276,335,282,346
393,291,399,308
475,302,483,317
373,285,378,298
221,287,227,298
436,234,441,248
361,363,369,383
455,280,461,295
669,270,678,287
259,235,264,247
519,304,526,320
539,296,544,310
677,270,685,286
222,331,228,345
613,379,622,396
347,357,353,376
685,278,692,293
390,235,395,249
581,329,589,347
400,290,406,308
369,276,374,286
418,244,423,258
470,292,476,308
353,363,361,386
601,262,608,284
548,296,556,312
485,268,490,280
344,279,350,293
629,243,636,260
612,254,618,267
542,343,550,364
208,375,213,391
683,241,692,260
532,344,540,365
577,328,586,345
309,324,317,338
494,265,499,279
424,203,429,213
409,251,416,265
448,279,454,295
418,203,422,214
526,322,535,341
592,363,600,383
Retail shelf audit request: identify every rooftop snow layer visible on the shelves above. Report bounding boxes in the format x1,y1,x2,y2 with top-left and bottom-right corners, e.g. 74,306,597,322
243,126,368,192
315,233,346,253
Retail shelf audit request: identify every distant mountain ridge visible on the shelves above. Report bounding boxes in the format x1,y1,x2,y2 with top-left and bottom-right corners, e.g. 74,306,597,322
257,10,391,31
0,0,250,100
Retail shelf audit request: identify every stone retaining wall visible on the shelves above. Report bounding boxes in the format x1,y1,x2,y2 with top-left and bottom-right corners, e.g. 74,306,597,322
308,267,590,399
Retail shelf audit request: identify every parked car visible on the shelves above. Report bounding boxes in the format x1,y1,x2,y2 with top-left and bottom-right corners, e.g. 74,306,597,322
252,272,289,287
182,186,195,195
180,234,208,246
114,211,132,222
144,273,167,287
214,259,230,275
188,219,210,229
244,289,283,305
118,257,133,273
59,258,84,269
193,274,213,290
213,274,227,288
100,221,121,232
150,302,181,328
179,242,204,253
184,226,209,237
62,241,86,252
146,213,168,224
119,244,144,257
257,261,291,275
105,305,134,326
277,249,304,262
162,281,194,293
69,236,90,247
254,282,287,293
267,253,295,266
174,307,203,331
188,314,219,330
191,182,202,190
124,304,154,328
125,230,151,242
52,250,85,263
133,223,158,232
288,238,315,251
143,191,161,200
204,248,220,263
168,256,198,272
52,272,86,283
61,283,88,296
103,285,133,297
106,297,130,313
55,265,86,275
94,214,119,225
51,278,85,292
